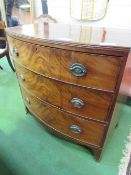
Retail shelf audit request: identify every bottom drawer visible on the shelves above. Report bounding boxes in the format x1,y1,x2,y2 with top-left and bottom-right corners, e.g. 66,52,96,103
21,87,107,147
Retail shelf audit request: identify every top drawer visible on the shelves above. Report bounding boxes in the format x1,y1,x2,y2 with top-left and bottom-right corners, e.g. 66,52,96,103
9,37,121,91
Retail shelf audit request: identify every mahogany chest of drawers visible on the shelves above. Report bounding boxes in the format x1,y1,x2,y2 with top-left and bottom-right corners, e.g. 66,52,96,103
6,23,130,161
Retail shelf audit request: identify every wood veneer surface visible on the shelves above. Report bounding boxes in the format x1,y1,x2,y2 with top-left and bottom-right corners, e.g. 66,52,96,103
21,87,107,147
9,37,122,91
15,62,113,122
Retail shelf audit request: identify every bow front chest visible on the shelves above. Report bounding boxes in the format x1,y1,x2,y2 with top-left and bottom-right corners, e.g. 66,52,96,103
6,23,131,161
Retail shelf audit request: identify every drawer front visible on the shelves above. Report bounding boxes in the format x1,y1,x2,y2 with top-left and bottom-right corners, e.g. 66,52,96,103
9,38,121,91
21,87,106,147
16,63,113,122
8,36,35,60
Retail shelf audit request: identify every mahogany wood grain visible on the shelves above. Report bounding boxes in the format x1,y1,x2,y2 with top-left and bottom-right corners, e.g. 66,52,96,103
6,23,130,57
21,87,107,147
15,63,113,122
9,37,121,91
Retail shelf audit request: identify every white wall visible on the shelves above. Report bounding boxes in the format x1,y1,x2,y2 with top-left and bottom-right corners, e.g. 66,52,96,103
47,0,131,29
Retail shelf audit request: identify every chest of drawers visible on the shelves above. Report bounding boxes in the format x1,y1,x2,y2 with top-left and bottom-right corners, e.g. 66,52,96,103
6,23,130,161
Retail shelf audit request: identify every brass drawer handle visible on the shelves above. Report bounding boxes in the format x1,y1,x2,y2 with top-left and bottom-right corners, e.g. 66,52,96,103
13,47,19,57
25,97,30,104
70,63,87,77
69,125,82,134
71,98,84,109
19,74,25,81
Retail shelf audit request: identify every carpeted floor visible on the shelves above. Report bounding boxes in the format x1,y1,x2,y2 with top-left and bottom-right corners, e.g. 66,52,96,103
0,58,131,175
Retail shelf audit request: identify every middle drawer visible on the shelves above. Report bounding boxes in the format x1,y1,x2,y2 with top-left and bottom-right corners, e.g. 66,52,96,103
15,63,113,122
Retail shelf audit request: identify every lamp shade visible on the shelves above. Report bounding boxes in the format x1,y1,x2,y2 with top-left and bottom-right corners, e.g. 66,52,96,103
70,0,108,21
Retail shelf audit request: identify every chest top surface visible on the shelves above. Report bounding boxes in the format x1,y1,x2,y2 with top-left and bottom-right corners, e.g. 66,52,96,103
6,23,131,51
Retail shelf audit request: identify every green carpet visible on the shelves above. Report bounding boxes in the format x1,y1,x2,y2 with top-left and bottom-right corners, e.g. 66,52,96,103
0,58,131,175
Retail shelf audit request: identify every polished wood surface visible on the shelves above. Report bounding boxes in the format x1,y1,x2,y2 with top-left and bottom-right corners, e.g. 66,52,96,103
6,23,130,161
6,23,131,50
9,37,121,91
15,62,113,122
21,87,107,147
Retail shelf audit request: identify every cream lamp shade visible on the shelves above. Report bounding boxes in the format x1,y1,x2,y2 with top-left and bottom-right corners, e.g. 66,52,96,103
70,0,108,21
